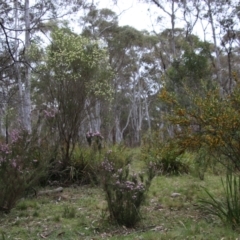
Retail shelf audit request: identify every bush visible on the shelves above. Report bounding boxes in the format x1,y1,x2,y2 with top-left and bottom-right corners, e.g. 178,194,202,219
193,147,211,180
199,171,240,229
159,78,240,172
103,144,133,169
69,146,102,185
141,133,190,175
0,129,49,213
67,144,133,185
101,159,155,228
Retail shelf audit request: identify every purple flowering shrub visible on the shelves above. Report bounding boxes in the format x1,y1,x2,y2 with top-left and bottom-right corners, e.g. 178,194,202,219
86,131,104,151
103,145,132,170
0,129,49,213
101,159,156,227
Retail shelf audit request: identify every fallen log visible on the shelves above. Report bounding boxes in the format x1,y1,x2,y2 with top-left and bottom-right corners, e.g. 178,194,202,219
37,187,63,196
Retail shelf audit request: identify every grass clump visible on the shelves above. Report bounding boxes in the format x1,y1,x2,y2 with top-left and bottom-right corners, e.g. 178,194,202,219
62,205,76,219
200,171,240,230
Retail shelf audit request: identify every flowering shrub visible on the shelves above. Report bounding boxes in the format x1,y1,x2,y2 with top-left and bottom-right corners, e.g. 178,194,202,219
101,159,155,227
103,144,133,169
86,131,104,151
0,129,49,213
159,76,240,171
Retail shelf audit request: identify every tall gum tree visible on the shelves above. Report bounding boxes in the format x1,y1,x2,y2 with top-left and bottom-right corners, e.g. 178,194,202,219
82,7,161,145
0,0,88,134
37,27,113,166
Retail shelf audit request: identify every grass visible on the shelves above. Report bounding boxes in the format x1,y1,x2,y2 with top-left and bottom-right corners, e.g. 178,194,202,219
0,162,238,239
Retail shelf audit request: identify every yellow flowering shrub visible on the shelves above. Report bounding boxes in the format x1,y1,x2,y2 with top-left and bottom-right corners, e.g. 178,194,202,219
159,77,240,171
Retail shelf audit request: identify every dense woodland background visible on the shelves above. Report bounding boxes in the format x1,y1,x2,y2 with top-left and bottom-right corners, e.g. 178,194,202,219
1,0,239,146
2,0,240,235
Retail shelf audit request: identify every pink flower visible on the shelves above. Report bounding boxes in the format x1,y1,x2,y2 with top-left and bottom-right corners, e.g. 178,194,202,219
9,129,21,143
11,160,17,168
0,143,10,154
43,108,56,118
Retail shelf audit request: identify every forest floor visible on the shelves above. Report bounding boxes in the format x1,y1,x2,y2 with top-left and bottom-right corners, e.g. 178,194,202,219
0,167,239,239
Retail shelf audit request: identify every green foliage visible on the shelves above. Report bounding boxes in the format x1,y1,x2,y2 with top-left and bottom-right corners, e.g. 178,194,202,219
0,129,49,213
68,144,133,185
159,75,240,172
45,27,113,100
141,133,190,175
35,27,113,168
163,39,213,108
193,147,211,180
199,172,240,230
104,144,133,169
0,232,6,240
101,160,155,228
70,146,102,185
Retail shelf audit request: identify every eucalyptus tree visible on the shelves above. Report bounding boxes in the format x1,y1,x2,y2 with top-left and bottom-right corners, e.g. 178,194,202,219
0,0,89,135
0,50,20,141
148,0,240,93
146,0,184,59
151,29,215,138
82,7,163,145
217,0,240,93
81,7,119,140
36,27,113,166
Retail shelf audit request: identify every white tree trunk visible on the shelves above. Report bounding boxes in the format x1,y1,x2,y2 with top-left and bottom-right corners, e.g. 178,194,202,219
14,0,25,129
205,0,222,92
130,75,143,145
23,0,32,132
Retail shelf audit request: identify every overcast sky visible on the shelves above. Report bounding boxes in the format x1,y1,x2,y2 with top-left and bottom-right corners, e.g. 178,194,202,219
94,0,209,41
96,0,155,31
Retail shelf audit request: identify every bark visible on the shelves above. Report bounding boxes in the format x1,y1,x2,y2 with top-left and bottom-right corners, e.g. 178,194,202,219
130,75,143,146
24,0,32,132
14,0,25,130
205,0,223,91
151,0,177,58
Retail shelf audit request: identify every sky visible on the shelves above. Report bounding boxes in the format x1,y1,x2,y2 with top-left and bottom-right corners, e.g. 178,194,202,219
94,0,210,41
96,0,156,32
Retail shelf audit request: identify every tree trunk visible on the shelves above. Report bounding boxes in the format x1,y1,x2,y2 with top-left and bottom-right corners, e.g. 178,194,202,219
205,0,223,93
14,0,25,131
24,0,32,132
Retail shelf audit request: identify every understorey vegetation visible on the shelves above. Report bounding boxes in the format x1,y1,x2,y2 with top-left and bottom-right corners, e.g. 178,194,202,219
1,0,240,238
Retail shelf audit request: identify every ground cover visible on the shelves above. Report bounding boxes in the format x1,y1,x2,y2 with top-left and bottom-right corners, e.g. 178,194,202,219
0,170,239,240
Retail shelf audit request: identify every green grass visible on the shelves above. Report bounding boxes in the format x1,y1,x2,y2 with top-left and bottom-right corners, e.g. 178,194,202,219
0,168,238,239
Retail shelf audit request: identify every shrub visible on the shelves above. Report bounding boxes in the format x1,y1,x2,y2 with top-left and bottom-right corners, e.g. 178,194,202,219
70,146,102,185
193,147,211,180
141,133,190,175
101,159,155,228
103,144,133,169
0,129,49,213
159,77,240,172
67,144,133,185
47,145,102,185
